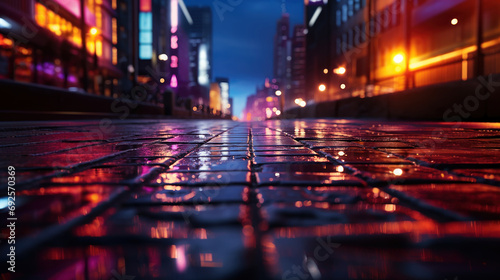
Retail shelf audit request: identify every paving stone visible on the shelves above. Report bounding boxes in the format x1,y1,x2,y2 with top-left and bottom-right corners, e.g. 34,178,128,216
390,183,500,220
253,155,330,165
153,171,252,186
349,164,474,184
3,119,500,280
322,147,413,164
256,172,364,186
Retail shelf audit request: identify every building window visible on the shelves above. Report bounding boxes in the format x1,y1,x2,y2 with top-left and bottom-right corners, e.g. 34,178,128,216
139,10,153,60
383,8,390,31
336,10,341,26
355,0,360,11
342,5,347,22
96,6,102,29
361,23,367,43
112,18,117,44
348,0,354,17
393,1,402,26
354,25,361,46
112,47,118,65
35,3,81,47
348,29,353,49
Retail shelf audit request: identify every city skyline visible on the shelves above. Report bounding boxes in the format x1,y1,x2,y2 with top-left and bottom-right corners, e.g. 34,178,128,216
184,0,304,118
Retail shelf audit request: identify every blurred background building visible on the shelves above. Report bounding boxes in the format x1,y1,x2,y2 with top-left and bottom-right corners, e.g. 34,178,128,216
304,0,500,104
0,0,227,115
0,0,121,96
242,78,282,121
185,6,212,106
290,24,307,109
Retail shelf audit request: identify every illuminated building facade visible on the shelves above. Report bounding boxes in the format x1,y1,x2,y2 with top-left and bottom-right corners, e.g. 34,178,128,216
209,78,231,116
215,77,230,116
185,6,212,106
273,13,291,103
209,82,221,113
135,0,171,101
304,0,333,103
242,79,282,121
307,0,500,102
0,0,121,96
290,24,307,108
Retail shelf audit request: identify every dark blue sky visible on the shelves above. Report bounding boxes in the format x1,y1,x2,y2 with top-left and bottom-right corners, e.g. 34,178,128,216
184,0,304,118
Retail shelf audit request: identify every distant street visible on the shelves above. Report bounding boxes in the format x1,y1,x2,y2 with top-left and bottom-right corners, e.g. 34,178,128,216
1,119,500,279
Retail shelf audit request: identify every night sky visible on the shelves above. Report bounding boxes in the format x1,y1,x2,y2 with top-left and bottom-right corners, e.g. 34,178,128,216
184,0,304,118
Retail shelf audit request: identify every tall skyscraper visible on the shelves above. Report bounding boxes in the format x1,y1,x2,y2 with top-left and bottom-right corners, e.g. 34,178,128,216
273,13,291,92
290,24,306,108
304,0,332,103
186,6,212,105
215,77,230,115
0,0,121,96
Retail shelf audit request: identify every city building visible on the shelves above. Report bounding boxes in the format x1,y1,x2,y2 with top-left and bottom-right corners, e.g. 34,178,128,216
228,97,233,116
215,77,230,115
0,0,121,96
304,0,333,103
273,13,291,103
209,81,221,114
243,79,281,121
290,24,307,108
307,0,500,102
209,78,232,116
185,6,212,106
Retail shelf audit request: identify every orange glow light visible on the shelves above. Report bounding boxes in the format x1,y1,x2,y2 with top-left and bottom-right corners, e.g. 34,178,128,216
393,54,404,64
318,84,326,92
140,0,152,12
334,66,346,75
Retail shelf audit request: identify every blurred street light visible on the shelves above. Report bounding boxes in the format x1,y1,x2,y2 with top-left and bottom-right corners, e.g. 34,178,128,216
333,66,346,75
318,84,326,92
340,83,346,90
276,110,281,116
89,27,98,36
451,18,459,25
295,98,307,108
323,68,328,74
393,54,404,64
0,18,12,29
158,54,169,61
275,90,282,96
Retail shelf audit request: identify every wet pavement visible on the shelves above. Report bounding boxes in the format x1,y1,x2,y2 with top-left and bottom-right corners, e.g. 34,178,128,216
1,119,500,280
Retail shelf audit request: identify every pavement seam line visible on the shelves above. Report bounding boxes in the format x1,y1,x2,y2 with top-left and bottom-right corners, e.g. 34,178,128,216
268,124,469,223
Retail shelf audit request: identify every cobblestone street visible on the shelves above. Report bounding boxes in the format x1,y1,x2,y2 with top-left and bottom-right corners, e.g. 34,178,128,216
1,119,500,280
